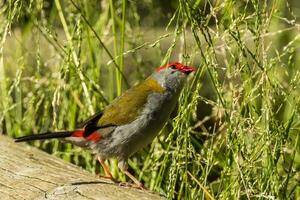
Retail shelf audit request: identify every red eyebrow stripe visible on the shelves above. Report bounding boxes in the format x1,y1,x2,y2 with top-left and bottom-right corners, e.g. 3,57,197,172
156,62,185,72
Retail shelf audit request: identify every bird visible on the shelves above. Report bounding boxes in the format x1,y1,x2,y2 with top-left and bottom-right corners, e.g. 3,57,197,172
15,62,195,188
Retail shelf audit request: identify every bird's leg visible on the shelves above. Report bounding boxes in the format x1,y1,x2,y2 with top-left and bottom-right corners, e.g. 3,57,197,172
118,160,144,189
97,157,113,180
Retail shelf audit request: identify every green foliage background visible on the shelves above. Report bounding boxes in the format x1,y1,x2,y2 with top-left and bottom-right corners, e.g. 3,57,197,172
1,0,300,199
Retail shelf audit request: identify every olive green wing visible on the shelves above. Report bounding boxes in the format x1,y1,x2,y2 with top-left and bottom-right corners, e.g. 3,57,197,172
97,78,164,126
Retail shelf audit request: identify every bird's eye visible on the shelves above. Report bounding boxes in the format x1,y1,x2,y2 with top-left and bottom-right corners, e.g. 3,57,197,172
170,65,177,70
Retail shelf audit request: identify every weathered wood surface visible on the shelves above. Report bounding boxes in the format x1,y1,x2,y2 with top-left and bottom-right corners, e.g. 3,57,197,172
0,135,163,200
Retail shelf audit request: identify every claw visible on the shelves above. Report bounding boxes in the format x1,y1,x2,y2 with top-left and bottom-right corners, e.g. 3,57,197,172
117,160,145,189
98,158,146,189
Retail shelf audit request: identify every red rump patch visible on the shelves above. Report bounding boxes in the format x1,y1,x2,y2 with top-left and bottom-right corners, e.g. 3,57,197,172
86,132,102,142
71,130,102,142
72,130,84,137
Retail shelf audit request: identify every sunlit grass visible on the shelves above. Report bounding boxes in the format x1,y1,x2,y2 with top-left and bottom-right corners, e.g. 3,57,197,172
1,0,300,199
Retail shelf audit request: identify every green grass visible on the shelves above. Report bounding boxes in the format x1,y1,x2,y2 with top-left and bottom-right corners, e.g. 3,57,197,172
1,0,300,199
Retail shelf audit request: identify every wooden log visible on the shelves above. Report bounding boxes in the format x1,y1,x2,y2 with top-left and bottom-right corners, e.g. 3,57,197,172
0,135,163,200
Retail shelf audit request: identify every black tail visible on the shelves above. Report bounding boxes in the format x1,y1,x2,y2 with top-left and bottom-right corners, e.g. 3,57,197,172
15,131,73,142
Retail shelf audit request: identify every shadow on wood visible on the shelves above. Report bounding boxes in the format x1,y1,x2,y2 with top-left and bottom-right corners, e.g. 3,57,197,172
0,135,163,200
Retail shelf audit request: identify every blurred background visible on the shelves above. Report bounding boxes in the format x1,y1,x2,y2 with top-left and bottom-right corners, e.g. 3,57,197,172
1,0,300,199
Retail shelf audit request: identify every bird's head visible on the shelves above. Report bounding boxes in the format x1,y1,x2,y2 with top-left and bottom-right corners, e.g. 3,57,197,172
152,62,196,92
